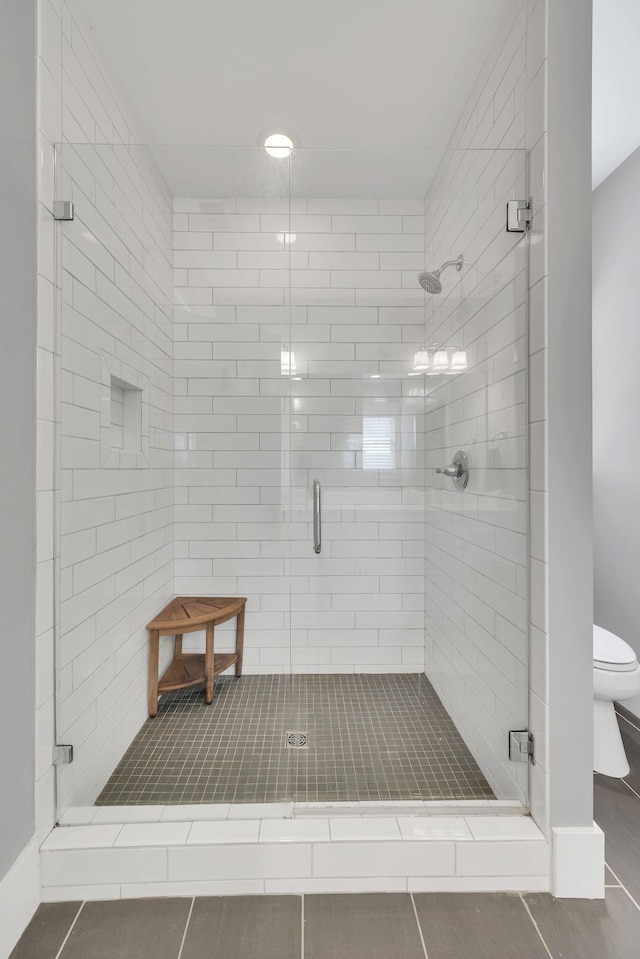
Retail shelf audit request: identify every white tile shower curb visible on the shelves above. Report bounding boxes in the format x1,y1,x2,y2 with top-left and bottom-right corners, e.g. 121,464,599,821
40,812,552,900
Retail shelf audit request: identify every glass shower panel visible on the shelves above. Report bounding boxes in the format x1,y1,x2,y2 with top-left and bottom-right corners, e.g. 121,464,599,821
422,148,530,803
53,140,177,813
53,144,294,814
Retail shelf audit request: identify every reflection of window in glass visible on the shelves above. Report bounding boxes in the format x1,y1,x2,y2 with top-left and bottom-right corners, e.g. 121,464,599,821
363,416,396,470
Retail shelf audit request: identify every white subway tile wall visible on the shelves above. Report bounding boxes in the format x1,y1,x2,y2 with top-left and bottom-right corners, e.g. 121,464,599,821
37,0,174,812
174,198,427,673
421,0,544,805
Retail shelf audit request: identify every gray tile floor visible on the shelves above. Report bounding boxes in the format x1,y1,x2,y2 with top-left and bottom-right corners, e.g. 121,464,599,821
14,707,640,959
97,673,494,805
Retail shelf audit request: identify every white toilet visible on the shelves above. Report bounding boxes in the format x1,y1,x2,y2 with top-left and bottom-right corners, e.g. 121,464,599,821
593,624,640,777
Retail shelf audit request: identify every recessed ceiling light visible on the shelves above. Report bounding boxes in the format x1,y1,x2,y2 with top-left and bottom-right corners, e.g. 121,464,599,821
264,133,294,158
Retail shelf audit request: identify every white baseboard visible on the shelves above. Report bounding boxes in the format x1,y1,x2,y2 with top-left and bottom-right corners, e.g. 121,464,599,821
552,824,605,898
0,838,39,959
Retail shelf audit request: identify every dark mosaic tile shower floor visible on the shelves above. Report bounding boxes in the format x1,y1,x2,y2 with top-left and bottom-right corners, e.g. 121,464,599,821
96,674,494,805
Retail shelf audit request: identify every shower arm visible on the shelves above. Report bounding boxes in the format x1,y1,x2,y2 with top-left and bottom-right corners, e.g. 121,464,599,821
439,256,463,273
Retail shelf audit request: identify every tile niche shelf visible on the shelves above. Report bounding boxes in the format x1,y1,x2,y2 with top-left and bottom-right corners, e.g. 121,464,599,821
100,353,150,468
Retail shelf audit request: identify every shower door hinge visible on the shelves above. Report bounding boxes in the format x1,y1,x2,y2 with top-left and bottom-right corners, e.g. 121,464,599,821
53,744,74,765
52,200,74,221
509,730,535,764
506,199,532,232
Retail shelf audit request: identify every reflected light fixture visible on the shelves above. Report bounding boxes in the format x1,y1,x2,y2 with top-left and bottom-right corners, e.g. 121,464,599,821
432,350,449,371
264,133,294,158
280,348,296,375
370,373,381,379
413,349,430,371
450,350,468,372
276,232,297,244
411,346,469,375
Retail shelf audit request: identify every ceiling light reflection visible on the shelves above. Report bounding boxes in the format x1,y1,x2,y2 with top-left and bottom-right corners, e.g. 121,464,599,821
413,349,431,371
450,350,468,371
264,133,294,158
432,350,450,371
280,348,296,375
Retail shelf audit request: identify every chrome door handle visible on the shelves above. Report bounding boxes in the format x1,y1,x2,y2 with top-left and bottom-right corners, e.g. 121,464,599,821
436,450,469,490
313,478,321,554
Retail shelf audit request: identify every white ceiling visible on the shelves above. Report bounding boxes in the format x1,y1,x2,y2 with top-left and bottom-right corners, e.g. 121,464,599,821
592,0,640,189
72,0,511,197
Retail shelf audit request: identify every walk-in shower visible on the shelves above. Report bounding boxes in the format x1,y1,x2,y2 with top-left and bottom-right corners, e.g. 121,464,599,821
51,141,529,816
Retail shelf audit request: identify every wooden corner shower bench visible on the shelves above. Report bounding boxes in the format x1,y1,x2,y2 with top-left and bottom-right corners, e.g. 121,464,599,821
147,597,246,718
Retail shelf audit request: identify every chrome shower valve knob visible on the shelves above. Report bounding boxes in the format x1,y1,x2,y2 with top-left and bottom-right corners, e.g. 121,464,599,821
436,463,463,478
436,450,469,490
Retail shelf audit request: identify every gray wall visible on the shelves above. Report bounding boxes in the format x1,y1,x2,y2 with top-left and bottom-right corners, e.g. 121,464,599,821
547,0,594,828
593,143,640,717
0,0,37,879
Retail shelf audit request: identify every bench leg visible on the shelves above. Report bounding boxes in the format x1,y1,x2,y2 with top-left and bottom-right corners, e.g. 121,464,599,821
174,633,183,657
148,629,160,718
205,622,214,704
235,605,245,677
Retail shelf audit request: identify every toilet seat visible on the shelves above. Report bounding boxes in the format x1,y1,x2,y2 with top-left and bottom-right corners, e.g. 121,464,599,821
593,625,637,672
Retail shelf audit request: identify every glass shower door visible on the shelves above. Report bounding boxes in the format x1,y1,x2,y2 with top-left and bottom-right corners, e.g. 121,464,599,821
285,147,530,806
285,149,429,803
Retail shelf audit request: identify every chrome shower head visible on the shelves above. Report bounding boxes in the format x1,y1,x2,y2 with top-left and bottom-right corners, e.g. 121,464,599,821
417,269,443,294
418,254,463,294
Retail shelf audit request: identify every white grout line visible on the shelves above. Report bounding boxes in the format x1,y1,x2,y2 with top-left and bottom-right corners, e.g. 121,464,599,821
604,865,622,887
54,901,84,959
519,894,553,959
620,778,640,803
615,710,640,735
410,892,429,959
300,894,304,959
604,864,640,913
176,896,195,959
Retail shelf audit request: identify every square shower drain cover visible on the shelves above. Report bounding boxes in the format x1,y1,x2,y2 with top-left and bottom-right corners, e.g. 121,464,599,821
285,731,308,748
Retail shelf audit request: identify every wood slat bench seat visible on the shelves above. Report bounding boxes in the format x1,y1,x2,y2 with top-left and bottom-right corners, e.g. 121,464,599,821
147,596,246,718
